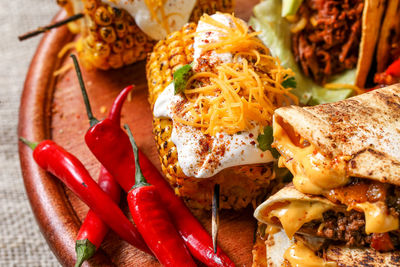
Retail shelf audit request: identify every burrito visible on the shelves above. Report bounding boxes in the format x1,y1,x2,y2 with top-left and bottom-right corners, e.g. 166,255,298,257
258,84,400,253
249,0,386,105
374,0,400,87
253,217,400,266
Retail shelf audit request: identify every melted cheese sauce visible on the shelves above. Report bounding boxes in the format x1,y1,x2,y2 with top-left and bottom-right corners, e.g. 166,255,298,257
267,201,334,238
104,0,196,40
273,117,350,195
355,202,399,234
284,241,337,267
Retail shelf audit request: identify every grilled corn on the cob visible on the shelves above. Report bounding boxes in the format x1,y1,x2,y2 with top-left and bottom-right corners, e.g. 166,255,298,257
147,14,298,210
57,0,234,70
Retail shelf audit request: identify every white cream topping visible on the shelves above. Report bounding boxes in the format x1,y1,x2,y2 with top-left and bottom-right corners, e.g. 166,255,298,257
192,13,234,71
104,0,196,40
154,84,274,178
153,14,274,178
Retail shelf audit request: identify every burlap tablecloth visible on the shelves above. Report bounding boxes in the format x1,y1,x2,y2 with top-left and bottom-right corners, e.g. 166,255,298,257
1,1,60,266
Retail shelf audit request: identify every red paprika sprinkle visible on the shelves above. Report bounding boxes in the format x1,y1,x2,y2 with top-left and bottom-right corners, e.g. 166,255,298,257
125,125,196,267
19,137,151,256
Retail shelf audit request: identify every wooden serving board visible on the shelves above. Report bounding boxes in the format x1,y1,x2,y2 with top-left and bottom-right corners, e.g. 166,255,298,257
18,1,261,266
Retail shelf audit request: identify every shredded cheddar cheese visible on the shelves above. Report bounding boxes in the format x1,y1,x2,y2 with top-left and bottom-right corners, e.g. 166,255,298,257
175,14,298,136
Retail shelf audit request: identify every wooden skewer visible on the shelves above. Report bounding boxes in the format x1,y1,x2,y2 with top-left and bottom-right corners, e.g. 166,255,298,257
212,183,220,254
18,13,84,41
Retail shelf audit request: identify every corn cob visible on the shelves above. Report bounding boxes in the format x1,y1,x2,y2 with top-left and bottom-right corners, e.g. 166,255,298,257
57,0,234,70
147,22,276,211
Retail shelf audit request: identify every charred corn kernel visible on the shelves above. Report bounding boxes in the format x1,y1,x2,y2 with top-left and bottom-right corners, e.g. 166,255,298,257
99,26,117,43
146,21,275,210
84,0,97,14
57,0,234,70
112,40,124,53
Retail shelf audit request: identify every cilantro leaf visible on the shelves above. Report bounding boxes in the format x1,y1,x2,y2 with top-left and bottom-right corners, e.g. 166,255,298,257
282,76,296,89
257,125,280,158
173,64,193,95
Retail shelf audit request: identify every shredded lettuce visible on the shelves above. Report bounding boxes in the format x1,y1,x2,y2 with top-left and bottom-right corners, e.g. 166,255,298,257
249,0,354,105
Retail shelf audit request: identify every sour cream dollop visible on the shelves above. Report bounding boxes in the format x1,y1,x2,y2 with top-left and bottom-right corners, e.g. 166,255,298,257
105,0,196,40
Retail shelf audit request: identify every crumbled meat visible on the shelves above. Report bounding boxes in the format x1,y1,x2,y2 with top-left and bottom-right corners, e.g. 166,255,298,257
291,0,364,84
321,210,370,247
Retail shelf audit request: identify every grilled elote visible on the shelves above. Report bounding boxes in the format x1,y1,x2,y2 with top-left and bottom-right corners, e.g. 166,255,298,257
56,0,234,70
147,13,298,210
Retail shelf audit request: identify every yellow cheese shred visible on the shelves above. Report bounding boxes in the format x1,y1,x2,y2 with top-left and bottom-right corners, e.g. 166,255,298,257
324,83,365,95
175,14,299,136
144,0,171,34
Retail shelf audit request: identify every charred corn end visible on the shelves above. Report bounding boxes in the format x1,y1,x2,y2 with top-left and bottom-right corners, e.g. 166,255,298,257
147,17,289,210
76,0,154,70
57,0,234,70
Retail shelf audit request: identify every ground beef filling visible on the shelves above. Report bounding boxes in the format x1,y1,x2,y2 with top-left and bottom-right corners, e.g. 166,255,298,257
301,209,400,250
291,0,364,84
320,210,370,246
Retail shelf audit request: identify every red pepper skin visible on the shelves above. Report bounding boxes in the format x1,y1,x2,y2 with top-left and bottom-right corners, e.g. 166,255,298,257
371,233,395,252
85,123,235,267
128,185,197,267
31,140,151,255
76,166,121,248
386,57,400,77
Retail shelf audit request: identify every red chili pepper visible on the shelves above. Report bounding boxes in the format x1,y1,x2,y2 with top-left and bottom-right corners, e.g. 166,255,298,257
371,233,394,252
84,101,234,267
72,56,234,266
125,125,196,266
71,55,129,267
74,166,121,267
386,57,400,77
19,137,152,256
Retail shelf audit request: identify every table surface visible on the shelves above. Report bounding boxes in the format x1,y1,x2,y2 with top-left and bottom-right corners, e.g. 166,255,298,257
1,1,59,266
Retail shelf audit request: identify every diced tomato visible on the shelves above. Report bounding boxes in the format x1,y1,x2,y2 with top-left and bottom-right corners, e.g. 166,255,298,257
386,58,400,77
371,233,395,252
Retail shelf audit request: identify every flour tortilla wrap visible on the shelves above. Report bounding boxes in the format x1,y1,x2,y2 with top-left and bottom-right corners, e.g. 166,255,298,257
273,84,400,186
254,184,340,228
376,0,400,72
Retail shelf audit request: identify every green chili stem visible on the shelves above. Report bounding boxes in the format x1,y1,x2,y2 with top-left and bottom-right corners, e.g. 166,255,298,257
124,124,150,189
74,239,97,267
71,54,99,127
19,137,38,150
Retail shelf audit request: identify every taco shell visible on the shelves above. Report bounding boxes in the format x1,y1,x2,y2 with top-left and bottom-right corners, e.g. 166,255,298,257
376,0,400,72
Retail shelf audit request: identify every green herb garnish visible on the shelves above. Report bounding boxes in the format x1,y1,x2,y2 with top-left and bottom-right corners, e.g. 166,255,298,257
282,76,296,89
173,63,193,94
257,125,280,158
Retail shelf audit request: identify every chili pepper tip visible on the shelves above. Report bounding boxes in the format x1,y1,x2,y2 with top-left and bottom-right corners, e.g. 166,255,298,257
74,239,97,267
123,124,150,189
71,54,99,127
19,137,38,150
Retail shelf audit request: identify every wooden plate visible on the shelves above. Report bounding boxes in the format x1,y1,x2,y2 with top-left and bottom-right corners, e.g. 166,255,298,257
18,2,261,266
